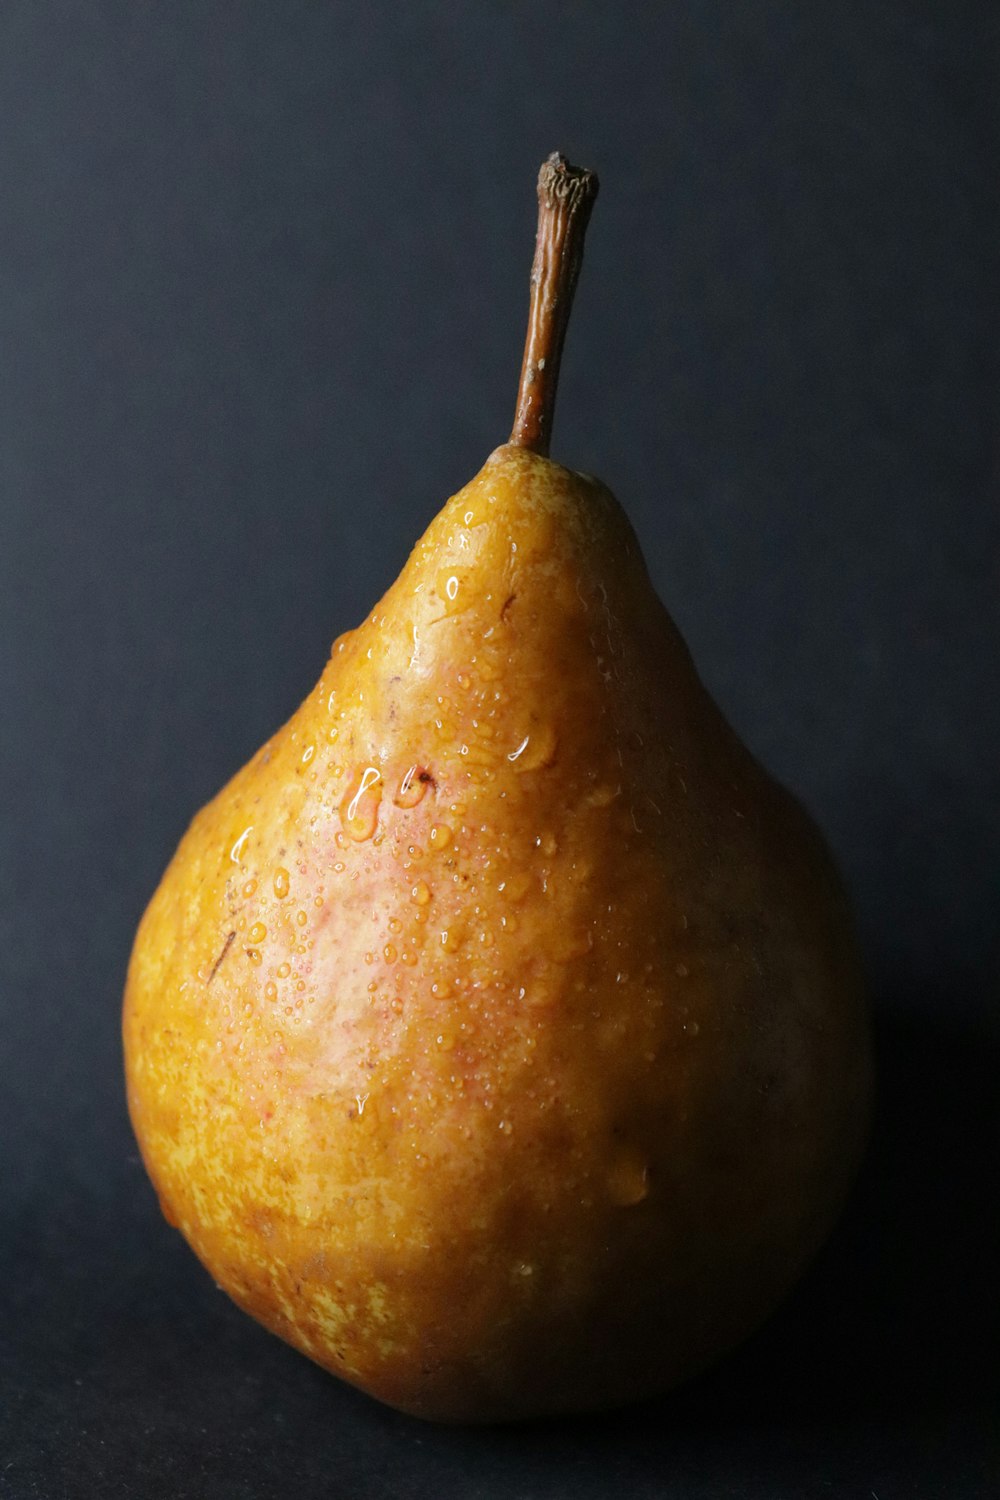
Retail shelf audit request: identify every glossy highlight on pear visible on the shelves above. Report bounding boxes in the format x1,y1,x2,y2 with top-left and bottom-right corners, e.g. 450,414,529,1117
123,153,872,1424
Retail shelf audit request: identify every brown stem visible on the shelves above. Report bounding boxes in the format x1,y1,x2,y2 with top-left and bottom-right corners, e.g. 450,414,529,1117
509,152,599,456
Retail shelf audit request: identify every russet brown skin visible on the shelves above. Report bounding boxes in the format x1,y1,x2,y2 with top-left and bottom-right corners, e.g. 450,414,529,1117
124,157,872,1422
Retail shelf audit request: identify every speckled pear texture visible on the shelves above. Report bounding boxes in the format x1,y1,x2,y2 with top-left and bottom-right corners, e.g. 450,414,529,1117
124,446,872,1422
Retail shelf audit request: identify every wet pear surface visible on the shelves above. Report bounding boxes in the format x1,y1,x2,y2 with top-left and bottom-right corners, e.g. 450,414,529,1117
124,446,872,1422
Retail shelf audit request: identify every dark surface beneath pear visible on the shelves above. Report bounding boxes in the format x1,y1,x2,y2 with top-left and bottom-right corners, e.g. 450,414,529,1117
8,1014,996,1493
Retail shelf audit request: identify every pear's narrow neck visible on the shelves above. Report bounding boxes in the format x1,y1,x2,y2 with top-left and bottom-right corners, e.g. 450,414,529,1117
509,154,598,458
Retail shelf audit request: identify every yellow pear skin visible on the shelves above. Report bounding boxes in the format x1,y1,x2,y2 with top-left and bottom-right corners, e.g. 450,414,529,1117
123,159,872,1423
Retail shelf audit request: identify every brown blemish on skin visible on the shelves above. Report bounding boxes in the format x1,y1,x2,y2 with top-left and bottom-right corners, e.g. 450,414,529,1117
207,931,236,984
501,594,516,622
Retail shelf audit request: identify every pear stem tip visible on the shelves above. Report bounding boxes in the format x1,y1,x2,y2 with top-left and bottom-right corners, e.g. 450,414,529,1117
509,152,599,458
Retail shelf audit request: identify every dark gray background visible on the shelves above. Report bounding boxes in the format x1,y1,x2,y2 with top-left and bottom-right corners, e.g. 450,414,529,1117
2,4,997,1496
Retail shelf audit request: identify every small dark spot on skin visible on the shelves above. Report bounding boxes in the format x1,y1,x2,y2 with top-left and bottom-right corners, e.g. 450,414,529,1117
418,770,436,787
501,593,516,621
207,931,236,983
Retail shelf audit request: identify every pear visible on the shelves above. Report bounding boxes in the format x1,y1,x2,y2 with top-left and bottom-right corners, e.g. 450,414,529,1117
124,154,872,1423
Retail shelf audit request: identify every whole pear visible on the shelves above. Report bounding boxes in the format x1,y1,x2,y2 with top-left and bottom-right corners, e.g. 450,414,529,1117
124,155,872,1422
